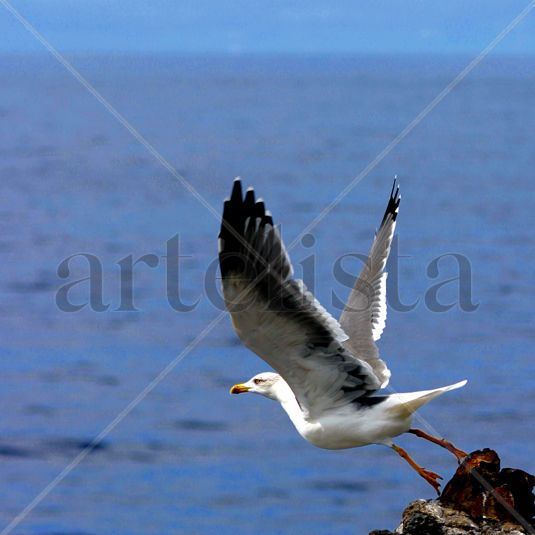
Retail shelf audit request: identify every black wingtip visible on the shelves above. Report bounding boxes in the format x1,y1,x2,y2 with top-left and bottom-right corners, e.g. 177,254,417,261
244,187,256,207
219,178,273,277
390,178,397,198
263,210,273,226
220,179,243,248
255,200,266,220
230,178,243,203
381,178,401,225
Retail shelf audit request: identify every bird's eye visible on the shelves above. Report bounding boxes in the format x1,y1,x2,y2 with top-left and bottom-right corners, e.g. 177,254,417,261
253,378,264,385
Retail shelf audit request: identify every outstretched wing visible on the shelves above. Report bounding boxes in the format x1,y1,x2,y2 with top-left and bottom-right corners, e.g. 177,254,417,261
218,178,381,419
339,182,400,388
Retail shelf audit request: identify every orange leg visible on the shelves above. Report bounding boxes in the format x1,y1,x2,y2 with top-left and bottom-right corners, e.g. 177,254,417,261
392,443,442,495
409,428,468,462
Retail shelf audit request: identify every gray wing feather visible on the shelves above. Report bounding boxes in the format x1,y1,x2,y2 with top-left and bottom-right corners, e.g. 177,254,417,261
219,178,381,418
339,182,400,388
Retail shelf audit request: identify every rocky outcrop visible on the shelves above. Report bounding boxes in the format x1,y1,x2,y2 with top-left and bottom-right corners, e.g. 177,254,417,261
370,449,535,535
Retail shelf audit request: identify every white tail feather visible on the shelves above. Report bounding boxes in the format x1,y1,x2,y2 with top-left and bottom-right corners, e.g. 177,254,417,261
388,380,467,418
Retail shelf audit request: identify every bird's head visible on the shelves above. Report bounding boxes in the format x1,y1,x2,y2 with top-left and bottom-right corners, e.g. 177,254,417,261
230,372,282,401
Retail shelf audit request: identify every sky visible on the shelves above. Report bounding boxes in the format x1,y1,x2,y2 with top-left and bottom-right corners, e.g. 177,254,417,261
0,0,534,55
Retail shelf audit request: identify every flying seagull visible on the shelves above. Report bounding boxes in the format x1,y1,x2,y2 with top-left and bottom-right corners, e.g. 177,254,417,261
218,178,467,494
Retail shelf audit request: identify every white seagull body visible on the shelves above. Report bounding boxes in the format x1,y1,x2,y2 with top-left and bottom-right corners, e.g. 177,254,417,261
219,178,467,493
245,376,466,451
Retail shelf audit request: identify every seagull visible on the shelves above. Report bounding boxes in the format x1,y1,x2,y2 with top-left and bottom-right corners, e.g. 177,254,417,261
219,178,467,494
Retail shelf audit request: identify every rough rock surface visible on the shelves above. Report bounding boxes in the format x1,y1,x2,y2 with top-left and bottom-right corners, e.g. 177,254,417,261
369,449,535,535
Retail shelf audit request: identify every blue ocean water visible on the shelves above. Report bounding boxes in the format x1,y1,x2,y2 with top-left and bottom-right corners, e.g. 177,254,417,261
0,54,534,534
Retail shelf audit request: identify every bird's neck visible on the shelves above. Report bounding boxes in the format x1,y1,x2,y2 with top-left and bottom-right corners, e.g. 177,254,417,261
274,379,307,428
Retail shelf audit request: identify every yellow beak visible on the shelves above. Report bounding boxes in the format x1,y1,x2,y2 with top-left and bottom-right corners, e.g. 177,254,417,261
230,383,250,394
